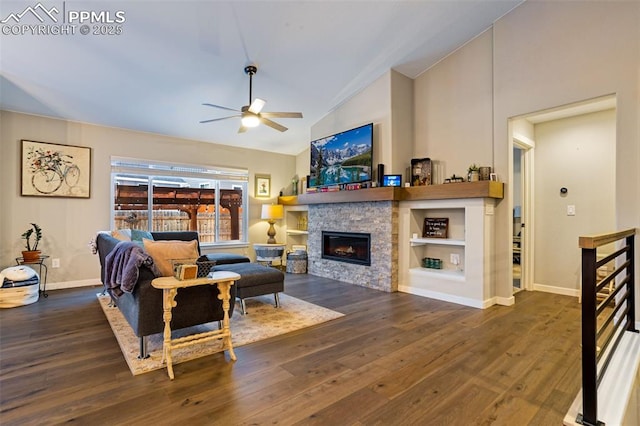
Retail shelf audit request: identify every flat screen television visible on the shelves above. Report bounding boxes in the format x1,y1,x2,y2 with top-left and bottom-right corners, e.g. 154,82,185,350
309,123,373,188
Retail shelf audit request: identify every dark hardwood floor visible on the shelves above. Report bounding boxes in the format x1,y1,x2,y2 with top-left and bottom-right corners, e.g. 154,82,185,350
0,274,582,425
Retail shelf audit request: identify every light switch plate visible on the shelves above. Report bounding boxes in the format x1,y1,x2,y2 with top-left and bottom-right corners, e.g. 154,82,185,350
567,205,576,216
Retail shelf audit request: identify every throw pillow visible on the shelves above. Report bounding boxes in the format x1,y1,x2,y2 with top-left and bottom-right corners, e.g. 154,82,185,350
111,229,132,241
142,239,199,277
131,229,154,243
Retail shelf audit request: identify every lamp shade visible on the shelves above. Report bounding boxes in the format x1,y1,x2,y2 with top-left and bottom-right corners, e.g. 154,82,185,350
261,204,284,220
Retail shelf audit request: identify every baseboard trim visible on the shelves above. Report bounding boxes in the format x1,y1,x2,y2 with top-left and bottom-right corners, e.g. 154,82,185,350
533,283,579,298
398,285,494,309
46,278,102,292
496,295,515,306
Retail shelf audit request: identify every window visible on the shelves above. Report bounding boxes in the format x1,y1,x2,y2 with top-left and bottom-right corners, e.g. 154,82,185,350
110,157,248,246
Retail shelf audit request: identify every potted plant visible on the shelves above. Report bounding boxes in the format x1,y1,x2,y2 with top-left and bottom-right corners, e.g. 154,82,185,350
468,164,480,182
21,223,43,262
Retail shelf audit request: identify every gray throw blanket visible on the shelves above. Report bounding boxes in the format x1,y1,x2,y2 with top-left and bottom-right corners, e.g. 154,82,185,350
104,241,160,297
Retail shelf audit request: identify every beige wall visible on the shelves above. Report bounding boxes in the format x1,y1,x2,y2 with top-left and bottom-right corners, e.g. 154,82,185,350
533,109,616,291
0,111,296,287
310,72,392,178
492,0,639,302
414,1,638,303
414,29,494,183
390,70,414,181
302,70,415,181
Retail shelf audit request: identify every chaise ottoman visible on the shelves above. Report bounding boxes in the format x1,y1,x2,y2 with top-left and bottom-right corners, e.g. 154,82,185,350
203,253,285,314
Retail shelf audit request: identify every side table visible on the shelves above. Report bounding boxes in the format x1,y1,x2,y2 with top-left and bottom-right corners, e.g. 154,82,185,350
253,243,286,270
151,271,240,380
15,255,49,298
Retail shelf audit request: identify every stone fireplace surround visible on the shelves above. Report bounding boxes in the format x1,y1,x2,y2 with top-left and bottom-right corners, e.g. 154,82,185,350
307,201,398,292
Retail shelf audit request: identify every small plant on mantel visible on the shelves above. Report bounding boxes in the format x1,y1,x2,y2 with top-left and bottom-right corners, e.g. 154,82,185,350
467,164,480,182
21,223,43,262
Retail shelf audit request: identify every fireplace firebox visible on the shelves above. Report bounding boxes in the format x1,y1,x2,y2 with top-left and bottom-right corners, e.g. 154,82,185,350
322,231,371,266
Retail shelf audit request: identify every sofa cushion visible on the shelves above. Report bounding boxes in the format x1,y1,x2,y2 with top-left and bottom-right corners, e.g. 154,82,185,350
142,239,199,277
131,229,154,243
213,262,284,288
111,229,132,241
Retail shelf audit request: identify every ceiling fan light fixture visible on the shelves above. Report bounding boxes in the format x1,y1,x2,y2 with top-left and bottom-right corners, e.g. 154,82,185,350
241,114,260,128
201,65,302,133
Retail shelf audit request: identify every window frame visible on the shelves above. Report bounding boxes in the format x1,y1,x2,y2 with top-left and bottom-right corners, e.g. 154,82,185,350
110,156,249,248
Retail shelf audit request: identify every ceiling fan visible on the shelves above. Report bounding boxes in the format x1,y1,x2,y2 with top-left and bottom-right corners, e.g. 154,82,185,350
200,65,303,133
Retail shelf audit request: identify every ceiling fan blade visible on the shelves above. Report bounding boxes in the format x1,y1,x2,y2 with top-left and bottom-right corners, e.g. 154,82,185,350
248,98,266,114
260,117,288,132
238,125,248,133
199,115,240,124
260,112,303,119
202,103,240,112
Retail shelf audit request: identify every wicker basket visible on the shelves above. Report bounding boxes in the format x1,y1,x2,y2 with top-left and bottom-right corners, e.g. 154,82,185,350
286,252,307,274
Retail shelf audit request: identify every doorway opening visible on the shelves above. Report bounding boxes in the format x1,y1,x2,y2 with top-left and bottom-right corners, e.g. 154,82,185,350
513,146,524,292
509,94,616,298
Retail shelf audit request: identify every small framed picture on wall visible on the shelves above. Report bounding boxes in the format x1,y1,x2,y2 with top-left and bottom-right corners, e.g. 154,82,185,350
255,174,271,198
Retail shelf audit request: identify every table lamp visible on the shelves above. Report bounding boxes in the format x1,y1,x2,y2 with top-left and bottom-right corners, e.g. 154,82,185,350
261,204,284,244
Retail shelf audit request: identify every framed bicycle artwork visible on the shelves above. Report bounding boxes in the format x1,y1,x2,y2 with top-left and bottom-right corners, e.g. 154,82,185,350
21,140,91,198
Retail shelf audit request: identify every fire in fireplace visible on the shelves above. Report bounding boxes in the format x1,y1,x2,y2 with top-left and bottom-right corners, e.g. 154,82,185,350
322,231,371,266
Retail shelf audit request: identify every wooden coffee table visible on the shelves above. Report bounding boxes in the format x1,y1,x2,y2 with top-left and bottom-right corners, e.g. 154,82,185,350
151,271,240,379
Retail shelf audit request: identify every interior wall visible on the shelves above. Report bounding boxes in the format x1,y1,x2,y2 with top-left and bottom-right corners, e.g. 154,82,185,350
301,70,415,183
413,28,494,183
0,111,296,286
492,0,639,302
512,118,534,144
410,1,638,302
310,71,392,179
390,70,414,181
533,109,616,291
295,148,310,189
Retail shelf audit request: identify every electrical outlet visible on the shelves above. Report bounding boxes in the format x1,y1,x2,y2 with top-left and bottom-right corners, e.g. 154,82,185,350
52,258,60,268
567,205,576,216
450,253,460,265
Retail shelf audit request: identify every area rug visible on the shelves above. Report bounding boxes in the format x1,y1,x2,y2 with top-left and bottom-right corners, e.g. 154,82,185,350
97,293,344,375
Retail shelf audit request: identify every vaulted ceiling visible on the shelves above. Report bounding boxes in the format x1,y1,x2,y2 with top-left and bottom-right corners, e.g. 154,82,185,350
0,1,523,155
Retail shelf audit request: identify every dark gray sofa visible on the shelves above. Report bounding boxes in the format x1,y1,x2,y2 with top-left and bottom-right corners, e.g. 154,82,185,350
96,231,236,359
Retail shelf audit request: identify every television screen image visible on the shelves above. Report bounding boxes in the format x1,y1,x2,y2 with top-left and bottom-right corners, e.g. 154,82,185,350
382,175,402,187
309,123,373,188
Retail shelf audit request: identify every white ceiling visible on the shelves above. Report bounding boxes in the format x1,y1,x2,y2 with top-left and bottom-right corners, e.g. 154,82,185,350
0,0,523,155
